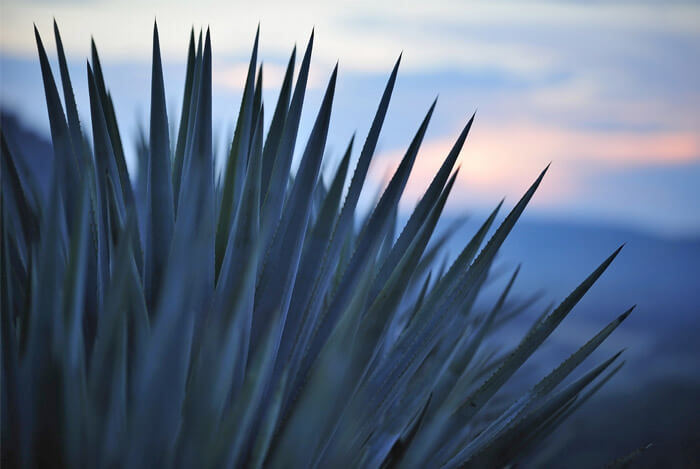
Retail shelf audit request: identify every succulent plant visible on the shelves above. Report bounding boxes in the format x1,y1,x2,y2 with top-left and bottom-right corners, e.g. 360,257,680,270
1,21,634,468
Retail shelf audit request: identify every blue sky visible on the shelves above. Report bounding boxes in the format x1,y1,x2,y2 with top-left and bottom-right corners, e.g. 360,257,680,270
1,0,698,236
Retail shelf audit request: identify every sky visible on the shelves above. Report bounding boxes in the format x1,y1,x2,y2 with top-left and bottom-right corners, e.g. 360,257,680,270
1,0,699,237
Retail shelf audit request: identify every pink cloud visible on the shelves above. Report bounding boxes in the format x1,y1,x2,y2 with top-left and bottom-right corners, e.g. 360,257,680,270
371,122,700,210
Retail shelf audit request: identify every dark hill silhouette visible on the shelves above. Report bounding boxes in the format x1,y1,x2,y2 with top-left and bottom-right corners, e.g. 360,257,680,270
1,112,53,196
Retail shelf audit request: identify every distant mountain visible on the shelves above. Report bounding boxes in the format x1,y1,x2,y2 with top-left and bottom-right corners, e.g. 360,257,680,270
449,216,700,380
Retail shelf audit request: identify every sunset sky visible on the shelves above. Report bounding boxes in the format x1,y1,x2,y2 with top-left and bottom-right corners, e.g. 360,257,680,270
1,0,698,236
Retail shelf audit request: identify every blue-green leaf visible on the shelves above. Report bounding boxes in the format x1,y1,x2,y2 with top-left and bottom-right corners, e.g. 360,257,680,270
216,26,259,276
144,21,175,310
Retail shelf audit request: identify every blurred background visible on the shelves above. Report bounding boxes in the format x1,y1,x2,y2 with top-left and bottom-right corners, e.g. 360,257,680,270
1,0,698,466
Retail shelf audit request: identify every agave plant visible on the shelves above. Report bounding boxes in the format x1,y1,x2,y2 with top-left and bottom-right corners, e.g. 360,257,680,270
0,21,634,468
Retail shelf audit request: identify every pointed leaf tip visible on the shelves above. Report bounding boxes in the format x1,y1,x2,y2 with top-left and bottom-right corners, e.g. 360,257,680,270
618,305,635,322
422,98,437,122
541,162,551,177
327,63,338,88
610,243,625,261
